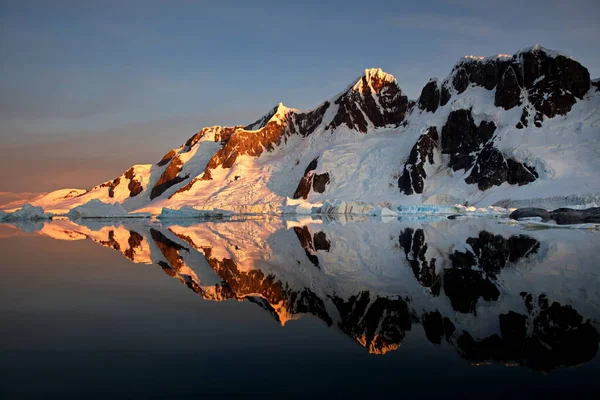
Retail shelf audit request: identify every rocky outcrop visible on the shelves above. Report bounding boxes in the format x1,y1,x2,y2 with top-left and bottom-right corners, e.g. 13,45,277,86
124,167,144,197
106,167,145,198
441,109,496,171
417,79,440,113
398,127,438,195
466,145,538,191
293,157,329,199
327,69,408,133
495,66,522,110
150,157,188,199
288,102,330,137
293,158,319,199
157,149,176,167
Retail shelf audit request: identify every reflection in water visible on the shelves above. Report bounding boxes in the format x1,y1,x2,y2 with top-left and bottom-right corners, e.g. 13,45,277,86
8,216,600,371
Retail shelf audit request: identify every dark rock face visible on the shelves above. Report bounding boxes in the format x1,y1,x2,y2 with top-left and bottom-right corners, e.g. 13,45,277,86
417,80,440,113
288,102,330,137
466,145,538,190
327,71,408,133
465,145,508,191
520,49,590,119
506,159,538,185
451,58,511,93
108,177,120,198
150,157,189,200
398,127,439,195
440,82,452,106
293,157,319,200
495,66,522,110
157,149,176,167
441,109,496,171
124,167,143,197
440,48,590,122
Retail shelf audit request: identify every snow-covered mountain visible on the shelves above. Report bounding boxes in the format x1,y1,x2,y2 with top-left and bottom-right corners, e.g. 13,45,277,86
13,216,600,370
30,45,600,214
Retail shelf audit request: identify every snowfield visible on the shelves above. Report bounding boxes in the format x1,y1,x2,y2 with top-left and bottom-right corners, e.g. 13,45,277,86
2,45,598,218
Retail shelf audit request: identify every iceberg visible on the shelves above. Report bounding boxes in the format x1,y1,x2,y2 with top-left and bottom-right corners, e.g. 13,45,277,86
396,204,461,215
0,204,52,221
67,200,130,219
158,206,234,219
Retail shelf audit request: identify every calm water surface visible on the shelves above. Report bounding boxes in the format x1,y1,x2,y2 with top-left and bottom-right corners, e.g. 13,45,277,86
0,216,599,399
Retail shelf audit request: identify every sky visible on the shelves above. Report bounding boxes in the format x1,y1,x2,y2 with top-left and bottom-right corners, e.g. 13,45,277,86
1,0,599,194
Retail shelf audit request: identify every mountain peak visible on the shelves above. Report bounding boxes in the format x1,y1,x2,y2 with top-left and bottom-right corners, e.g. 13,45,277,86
352,68,397,94
515,44,569,59
244,102,294,130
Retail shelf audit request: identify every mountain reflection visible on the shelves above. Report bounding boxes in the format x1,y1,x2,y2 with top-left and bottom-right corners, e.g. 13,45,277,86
12,216,600,371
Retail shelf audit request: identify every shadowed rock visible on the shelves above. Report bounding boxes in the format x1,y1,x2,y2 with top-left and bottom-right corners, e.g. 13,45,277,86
150,157,188,200
441,109,496,172
495,66,522,109
466,145,538,190
293,157,319,200
327,69,408,133
417,79,440,113
398,127,439,195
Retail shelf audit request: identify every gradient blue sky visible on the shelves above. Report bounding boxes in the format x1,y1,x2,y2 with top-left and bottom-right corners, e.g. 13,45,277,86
1,0,599,192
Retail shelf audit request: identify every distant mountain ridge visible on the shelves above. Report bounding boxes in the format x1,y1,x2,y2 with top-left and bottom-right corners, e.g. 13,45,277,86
27,45,600,214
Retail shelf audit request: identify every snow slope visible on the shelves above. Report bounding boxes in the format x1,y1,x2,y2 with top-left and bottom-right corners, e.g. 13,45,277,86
28,45,600,216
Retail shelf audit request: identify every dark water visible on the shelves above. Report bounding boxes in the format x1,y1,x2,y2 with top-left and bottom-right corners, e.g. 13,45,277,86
1,217,599,399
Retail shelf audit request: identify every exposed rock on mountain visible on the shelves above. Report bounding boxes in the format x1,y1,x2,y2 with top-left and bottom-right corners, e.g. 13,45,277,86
27,45,600,215
398,127,439,195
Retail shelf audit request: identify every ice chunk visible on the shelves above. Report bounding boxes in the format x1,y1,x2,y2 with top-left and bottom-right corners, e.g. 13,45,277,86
158,206,233,219
0,204,51,221
67,199,129,219
396,204,461,214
